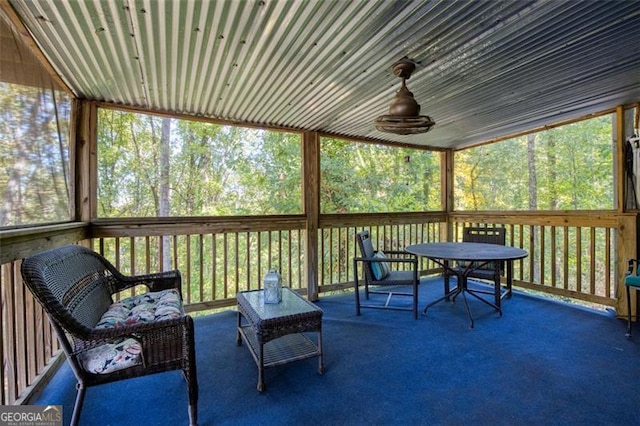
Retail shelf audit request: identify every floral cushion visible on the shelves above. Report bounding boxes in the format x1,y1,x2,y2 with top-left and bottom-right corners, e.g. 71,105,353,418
78,337,142,374
96,289,184,329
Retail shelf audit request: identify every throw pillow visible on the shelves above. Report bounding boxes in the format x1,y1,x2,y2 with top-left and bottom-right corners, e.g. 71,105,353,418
372,251,391,280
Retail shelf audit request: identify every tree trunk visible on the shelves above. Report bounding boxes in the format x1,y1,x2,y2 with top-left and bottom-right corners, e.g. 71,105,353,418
527,133,540,282
527,134,537,210
547,135,558,210
159,117,172,271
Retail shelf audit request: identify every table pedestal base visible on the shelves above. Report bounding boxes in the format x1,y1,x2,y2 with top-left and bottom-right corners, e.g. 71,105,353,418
423,276,502,329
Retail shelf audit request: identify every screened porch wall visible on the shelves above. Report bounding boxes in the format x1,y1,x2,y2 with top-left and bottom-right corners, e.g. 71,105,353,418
2,208,636,406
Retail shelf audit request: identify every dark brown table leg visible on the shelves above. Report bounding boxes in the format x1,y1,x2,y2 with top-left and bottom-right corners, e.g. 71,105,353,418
236,311,242,345
317,331,324,374
257,343,265,392
506,260,514,298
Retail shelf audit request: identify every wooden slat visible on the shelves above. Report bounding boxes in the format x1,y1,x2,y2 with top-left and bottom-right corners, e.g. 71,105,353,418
199,234,205,300
256,232,261,289
329,229,334,285
449,211,620,228
0,223,89,264
276,230,282,275
114,238,121,271
286,231,292,288
605,227,612,298
223,233,228,300
130,236,135,275
32,290,45,373
529,225,535,283
345,227,350,279
576,227,582,293
172,235,178,270
319,229,325,286
562,227,569,290
337,227,343,282
540,226,547,284
4,262,17,403
91,215,307,235
187,235,193,304
551,226,557,288
14,263,26,395
24,277,36,386
1,266,7,403
145,236,151,274
212,234,217,299
245,232,251,292
38,304,48,369
159,235,165,271
234,232,239,295
515,280,616,307
590,227,596,295
297,231,303,288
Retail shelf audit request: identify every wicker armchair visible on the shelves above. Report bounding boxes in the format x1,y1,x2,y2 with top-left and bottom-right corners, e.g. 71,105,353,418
445,227,508,307
353,230,420,319
20,245,198,426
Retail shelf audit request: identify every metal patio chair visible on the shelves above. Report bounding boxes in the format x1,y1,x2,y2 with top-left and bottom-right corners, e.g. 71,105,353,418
354,230,420,319
445,227,508,308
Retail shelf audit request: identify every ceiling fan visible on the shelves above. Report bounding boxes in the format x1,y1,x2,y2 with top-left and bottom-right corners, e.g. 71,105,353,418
375,57,435,135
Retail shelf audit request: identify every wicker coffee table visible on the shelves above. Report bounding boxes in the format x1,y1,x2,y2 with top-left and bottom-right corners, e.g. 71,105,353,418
236,287,324,391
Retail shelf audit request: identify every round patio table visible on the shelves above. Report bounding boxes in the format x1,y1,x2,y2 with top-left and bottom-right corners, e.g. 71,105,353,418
405,242,528,328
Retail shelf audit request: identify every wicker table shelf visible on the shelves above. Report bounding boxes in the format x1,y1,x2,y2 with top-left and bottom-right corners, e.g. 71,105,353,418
236,287,324,391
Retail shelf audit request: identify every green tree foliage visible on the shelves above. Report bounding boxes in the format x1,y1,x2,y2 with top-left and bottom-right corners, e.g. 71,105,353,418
320,138,442,213
97,110,306,291
97,110,302,217
454,115,614,210
0,83,71,226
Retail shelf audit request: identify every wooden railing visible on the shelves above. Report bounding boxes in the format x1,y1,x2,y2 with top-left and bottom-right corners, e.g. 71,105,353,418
93,231,308,310
0,259,62,405
90,216,308,312
450,212,635,307
318,213,447,290
0,223,87,406
0,211,635,405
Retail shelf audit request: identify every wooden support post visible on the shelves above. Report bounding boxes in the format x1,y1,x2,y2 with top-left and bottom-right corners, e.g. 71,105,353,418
303,131,320,300
74,100,96,223
442,149,454,242
616,105,626,213
616,214,637,319
73,100,96,248
615,105,638,320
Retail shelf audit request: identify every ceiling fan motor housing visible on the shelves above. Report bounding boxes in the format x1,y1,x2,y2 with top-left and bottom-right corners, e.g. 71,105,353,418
389,82,421,117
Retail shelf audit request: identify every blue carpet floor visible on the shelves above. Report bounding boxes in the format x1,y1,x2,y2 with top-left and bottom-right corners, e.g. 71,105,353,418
33,277,640,426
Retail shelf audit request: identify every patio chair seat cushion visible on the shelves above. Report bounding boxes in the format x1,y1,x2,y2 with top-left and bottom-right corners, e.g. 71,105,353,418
96,289,183,329
78,337,142,374
372,251,391,280
625,274,640,288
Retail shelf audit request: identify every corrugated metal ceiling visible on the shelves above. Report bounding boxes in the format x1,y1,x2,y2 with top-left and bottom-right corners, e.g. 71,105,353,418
6,0,640,149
